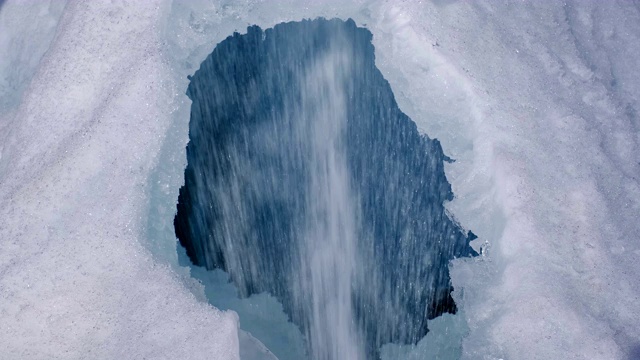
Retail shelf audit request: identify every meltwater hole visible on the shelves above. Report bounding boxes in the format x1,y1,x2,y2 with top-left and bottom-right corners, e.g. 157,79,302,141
174,18,476,360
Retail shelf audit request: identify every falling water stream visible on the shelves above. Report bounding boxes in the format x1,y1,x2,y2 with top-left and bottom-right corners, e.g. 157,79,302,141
293,46,364,359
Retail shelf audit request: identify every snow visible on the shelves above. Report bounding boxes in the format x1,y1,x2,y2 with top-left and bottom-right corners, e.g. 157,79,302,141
387,2,640,359
1,0,639,359
0,0,66,113
0,1,238,359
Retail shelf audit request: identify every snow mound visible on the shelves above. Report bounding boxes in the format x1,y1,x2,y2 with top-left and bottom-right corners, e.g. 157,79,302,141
0,1,238,359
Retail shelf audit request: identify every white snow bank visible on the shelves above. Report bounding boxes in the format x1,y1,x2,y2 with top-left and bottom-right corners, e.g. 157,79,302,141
0,1,239,359
362,2,640,359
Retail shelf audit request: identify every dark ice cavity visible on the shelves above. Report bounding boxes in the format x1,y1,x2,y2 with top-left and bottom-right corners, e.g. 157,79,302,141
174,18,477,359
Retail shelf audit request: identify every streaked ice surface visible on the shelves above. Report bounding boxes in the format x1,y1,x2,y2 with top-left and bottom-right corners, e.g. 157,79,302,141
1,0,639,359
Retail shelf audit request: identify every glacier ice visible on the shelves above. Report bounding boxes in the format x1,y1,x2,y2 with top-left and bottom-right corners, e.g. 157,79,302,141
184,256,307,360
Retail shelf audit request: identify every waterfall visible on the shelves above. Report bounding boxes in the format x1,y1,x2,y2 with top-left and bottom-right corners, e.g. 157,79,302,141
293,46,364,359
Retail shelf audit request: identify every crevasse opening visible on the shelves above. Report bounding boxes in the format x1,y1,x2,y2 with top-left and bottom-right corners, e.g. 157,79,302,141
171,18,476,359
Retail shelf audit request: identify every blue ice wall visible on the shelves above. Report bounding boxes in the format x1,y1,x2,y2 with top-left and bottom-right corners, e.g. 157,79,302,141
174,18,476,359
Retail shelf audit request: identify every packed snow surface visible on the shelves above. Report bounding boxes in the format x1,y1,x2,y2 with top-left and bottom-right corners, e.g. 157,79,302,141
0,1,238,359
1,0,639,359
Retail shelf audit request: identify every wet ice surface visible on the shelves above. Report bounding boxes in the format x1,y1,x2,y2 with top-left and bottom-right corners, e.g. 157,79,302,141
181,247,306,360
1,0,639,359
